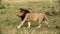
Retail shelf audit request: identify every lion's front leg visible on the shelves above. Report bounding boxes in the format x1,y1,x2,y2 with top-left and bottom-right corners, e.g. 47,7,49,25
27,22,31,28
17,20,25,29
17,14,28,29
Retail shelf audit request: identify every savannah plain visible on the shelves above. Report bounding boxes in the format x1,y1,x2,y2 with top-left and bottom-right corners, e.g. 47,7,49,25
0,0,60,34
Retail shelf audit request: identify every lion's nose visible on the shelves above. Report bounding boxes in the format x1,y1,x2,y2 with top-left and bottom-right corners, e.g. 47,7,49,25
17,15,18,16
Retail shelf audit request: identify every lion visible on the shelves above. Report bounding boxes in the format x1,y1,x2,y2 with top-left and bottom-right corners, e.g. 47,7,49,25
16,8,50,29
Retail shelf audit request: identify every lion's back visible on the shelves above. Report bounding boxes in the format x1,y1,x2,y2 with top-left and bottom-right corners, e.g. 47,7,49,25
26,13,45,21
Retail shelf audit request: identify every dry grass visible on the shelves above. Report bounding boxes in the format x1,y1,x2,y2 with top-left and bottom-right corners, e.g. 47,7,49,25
2,0,54,3
0,0,60,34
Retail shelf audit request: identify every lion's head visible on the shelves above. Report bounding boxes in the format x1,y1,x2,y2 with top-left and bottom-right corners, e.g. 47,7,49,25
16,9,24,17
16,8,30,20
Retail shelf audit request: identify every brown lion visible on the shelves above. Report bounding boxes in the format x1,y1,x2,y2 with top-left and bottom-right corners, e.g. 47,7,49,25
16,8,50,29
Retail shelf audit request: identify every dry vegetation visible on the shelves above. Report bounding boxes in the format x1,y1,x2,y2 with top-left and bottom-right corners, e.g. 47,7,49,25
0,0,60,34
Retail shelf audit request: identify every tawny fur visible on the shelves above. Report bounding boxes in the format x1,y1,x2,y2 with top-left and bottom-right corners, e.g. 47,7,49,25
16,8,50,29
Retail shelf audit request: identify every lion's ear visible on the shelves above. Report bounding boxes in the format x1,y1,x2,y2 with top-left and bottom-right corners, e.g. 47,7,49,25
19,8,24,10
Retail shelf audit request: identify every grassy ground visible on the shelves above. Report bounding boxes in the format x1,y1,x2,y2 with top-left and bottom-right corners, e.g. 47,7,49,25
0,1,60,34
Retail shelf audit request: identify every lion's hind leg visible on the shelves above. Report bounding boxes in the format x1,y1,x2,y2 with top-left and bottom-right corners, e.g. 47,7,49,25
37,18,43,29
44,19,50,27
44,15,50,27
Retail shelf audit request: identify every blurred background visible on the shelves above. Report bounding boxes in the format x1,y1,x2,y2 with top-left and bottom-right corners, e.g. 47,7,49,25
0,0,60,34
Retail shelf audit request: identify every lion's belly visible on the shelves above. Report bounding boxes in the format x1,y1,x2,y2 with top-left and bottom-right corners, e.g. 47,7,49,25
27,14,38,21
